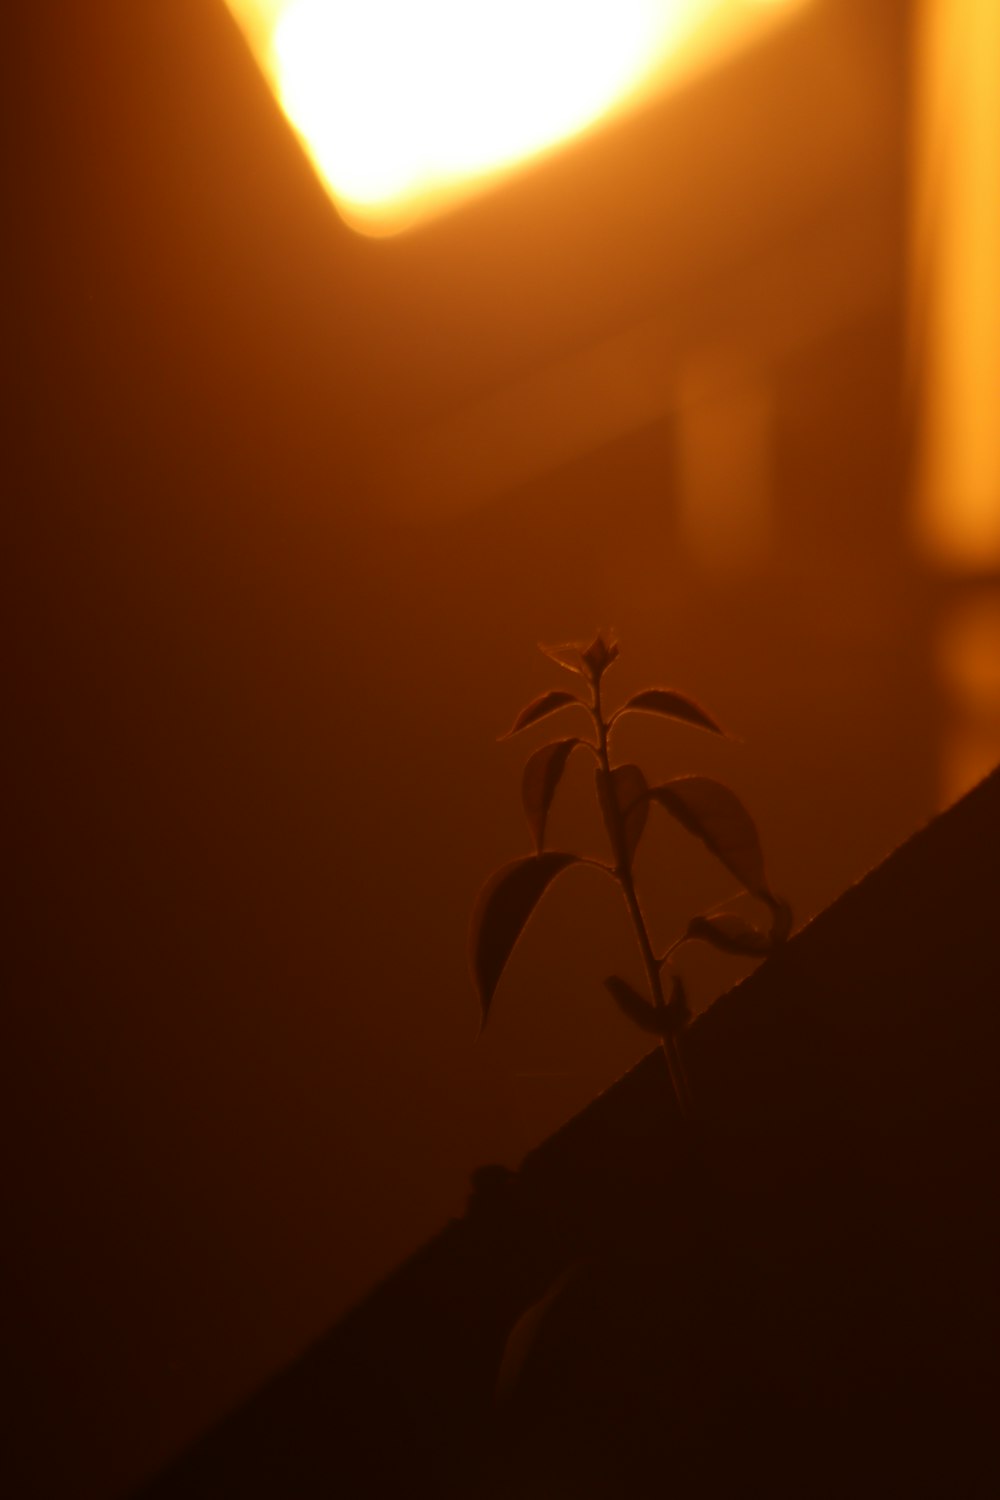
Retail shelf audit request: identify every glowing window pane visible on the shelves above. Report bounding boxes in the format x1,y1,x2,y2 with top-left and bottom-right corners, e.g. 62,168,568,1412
913,0,1000,568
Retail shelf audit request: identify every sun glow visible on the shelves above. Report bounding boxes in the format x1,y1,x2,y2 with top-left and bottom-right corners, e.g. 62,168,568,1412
224,0,807,235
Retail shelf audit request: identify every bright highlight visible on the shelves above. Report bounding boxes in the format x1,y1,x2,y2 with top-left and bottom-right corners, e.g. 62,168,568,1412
225,1,806,235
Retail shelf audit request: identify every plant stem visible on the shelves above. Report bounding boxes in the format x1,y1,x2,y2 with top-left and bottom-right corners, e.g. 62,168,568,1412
592,679,692,1119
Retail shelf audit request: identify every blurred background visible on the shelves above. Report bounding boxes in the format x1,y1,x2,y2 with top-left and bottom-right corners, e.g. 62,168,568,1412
6,1,1000,1495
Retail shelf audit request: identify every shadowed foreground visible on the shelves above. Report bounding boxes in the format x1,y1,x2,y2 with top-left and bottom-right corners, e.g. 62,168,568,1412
138,766,1000,1497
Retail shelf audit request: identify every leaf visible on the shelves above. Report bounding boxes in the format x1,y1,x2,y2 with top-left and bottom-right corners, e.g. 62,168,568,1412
604,974,662,1034
596,763,649,867
605,972,688,1037
538,631,619,682
470,853,582,1025
500,689,582,739
611,689,725,737
538,641,587,676
685,912,773,957
687,894,792,954
521,738,581,851
648,776,770,898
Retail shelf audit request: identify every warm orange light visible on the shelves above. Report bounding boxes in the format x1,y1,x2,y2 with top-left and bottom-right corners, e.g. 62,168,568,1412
936,596,1000,806
224,0,808,236
912,0,1000,568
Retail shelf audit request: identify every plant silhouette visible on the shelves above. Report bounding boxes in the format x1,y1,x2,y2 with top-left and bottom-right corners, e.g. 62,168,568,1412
470,632,790,1115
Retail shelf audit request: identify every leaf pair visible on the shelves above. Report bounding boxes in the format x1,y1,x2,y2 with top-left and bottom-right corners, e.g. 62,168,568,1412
520,745,659,864
501,674,724,747
598,770,774,901
473,773,778,1029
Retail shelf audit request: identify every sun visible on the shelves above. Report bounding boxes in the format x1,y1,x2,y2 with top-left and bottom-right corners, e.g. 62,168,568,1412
224,1,807,235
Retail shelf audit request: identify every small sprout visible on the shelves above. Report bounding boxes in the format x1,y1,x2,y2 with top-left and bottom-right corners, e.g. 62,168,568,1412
539,629,619,684
580,630,620,683
470,635,791,1116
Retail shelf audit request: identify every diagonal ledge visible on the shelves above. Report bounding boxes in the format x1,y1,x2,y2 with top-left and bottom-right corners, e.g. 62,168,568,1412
137,765,1000,1498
